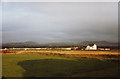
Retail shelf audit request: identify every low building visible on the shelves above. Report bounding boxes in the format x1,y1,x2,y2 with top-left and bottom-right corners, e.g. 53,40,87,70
98,48,110,50
105,48,110,50
98,48,105,50
71,46,84,50
85,44,97,50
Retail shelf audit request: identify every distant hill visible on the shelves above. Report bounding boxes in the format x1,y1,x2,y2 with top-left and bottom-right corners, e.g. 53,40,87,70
2,41,40,48
79,41,118,47
2,42,79,48
2,41,118,48
43,43,79,46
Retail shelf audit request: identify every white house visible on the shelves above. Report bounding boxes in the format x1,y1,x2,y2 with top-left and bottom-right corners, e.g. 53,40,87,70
85,44,97,50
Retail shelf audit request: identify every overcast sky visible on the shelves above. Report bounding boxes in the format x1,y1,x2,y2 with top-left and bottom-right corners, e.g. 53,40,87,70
2,2,118,43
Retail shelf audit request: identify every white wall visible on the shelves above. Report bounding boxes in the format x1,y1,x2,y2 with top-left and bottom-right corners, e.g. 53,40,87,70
85,44,97,50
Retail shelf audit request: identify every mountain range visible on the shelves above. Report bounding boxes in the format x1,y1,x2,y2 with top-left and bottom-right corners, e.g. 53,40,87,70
2,41,118,48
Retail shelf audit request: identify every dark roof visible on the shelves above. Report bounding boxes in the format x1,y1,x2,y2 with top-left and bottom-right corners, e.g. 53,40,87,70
88,44,94,47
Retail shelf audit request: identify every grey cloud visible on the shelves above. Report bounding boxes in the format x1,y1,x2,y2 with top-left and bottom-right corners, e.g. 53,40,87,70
2,2,118,43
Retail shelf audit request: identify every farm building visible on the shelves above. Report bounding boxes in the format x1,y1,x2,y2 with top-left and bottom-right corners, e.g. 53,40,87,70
98,48,110,50
71,46,84,50
85,44,97,50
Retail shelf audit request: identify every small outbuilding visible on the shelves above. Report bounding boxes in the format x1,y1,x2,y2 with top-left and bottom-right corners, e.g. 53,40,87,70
85,44,97,50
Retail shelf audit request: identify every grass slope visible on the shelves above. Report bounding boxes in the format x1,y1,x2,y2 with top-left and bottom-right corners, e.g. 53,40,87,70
2,54,119,77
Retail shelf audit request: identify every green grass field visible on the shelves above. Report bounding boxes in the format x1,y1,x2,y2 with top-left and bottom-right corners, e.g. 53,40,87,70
2,53,119,77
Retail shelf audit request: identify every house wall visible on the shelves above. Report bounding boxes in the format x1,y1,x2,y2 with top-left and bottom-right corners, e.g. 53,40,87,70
85,44,97,50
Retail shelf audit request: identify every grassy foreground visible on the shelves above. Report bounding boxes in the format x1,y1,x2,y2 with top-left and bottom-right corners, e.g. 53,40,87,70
2,53,119,77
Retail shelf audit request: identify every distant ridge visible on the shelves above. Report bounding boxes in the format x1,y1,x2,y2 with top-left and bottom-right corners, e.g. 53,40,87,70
2,41,40,48
79,41,118,47
2,41,118,48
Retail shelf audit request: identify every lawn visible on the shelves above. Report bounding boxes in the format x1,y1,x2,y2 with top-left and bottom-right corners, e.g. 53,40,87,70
2,53,119,77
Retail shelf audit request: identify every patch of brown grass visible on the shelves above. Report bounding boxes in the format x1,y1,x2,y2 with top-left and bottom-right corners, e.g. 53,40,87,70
2,50,119,60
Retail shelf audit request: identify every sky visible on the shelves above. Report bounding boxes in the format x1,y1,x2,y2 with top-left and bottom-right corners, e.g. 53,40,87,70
0,3,2,44
2,2,118,43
